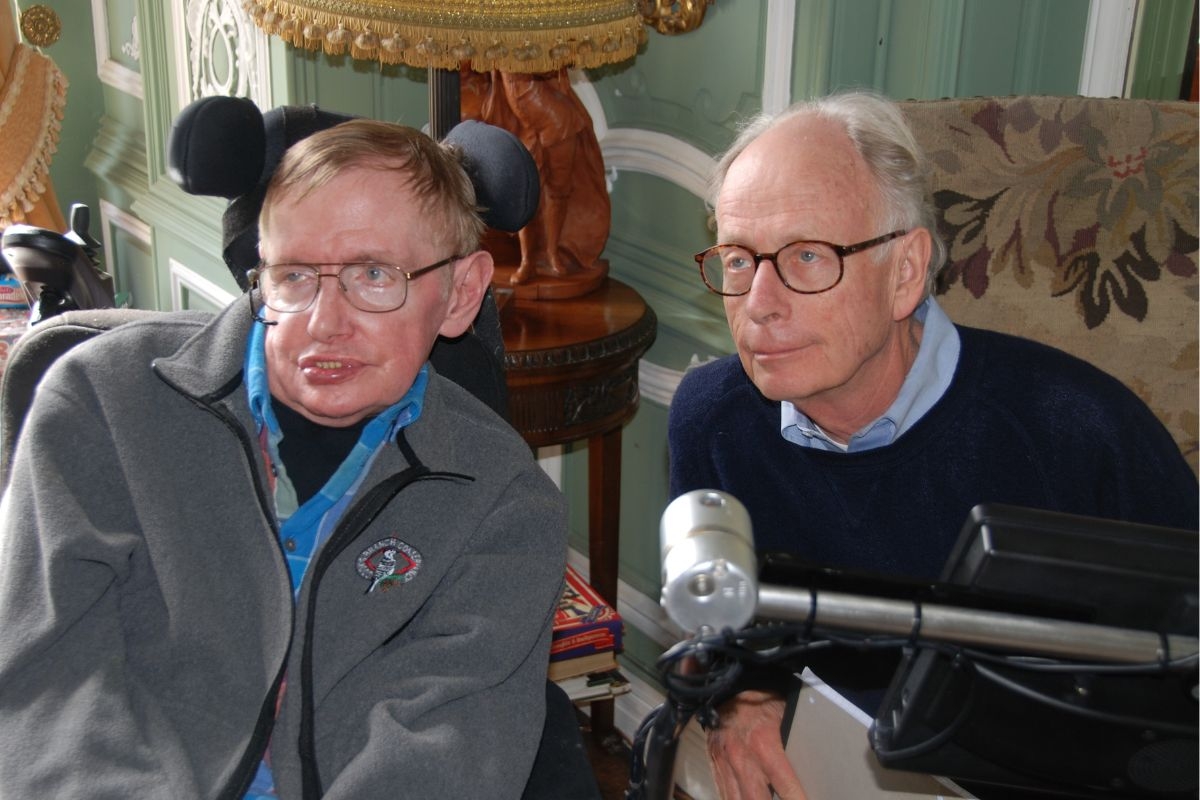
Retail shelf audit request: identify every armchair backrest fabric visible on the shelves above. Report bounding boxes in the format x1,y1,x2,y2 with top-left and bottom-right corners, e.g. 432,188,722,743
901,96,1199,474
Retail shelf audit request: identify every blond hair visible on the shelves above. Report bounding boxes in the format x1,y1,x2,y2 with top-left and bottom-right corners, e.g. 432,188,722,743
260,119,485,256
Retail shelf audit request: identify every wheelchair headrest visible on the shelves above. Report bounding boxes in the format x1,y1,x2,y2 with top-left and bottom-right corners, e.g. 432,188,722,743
166,96,540,290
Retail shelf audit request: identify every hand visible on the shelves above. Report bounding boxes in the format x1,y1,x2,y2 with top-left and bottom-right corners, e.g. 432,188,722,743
706,689,808,800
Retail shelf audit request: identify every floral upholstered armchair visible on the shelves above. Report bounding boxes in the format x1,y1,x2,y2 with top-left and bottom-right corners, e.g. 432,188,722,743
900,96,1199,475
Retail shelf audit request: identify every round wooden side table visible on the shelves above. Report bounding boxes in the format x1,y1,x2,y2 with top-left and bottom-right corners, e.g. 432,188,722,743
500,277,657,608
500,278,657,740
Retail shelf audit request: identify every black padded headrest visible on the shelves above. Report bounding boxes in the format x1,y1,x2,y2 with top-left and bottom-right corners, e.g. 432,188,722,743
442,119,540,234
166,96,539,290
167,96,266,199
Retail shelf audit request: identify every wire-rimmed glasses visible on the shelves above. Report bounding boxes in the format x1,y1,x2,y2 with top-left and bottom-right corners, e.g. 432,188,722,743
693,231,907,296
249,257,459,314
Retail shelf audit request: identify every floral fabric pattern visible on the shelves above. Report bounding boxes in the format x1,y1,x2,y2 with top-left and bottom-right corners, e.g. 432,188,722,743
901,96,1198,473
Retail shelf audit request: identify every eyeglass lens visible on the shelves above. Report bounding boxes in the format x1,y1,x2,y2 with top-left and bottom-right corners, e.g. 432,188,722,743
700,241,843,295
258,264,408,313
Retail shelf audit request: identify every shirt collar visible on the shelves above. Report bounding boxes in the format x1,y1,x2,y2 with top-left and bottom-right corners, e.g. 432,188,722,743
781,297,960,452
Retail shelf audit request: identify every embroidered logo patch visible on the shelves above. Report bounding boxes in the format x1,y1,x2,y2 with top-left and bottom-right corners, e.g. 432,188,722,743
356,538,422,594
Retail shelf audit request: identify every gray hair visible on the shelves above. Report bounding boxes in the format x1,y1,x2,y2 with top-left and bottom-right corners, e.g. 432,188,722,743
709,91,948,296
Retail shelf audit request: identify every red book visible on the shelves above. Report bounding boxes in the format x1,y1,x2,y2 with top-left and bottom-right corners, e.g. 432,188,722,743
551,565,623,662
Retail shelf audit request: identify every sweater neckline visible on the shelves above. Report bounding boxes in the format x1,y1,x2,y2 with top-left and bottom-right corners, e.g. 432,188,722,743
788,326,986,465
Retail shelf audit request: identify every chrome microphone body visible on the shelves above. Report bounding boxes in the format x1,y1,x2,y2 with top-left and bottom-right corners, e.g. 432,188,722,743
659,489,759,634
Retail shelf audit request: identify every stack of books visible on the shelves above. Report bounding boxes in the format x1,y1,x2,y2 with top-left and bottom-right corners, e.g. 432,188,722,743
550,564,629,703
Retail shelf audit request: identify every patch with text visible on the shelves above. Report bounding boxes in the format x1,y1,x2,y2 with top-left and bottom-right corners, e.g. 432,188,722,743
356,537,422,594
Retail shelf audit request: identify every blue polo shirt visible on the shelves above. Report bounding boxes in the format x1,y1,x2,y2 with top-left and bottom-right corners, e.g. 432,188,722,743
781,297,960,452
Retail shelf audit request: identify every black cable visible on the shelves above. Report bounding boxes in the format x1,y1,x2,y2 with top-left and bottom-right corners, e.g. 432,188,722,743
634,622,1196,798
801,588,818,641
871,651,980,761
935,642,1198,675
663,623,1197,679
970,661,1197,737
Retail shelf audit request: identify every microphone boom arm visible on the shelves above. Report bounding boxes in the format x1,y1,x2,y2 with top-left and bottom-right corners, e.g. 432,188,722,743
756,583,1197,665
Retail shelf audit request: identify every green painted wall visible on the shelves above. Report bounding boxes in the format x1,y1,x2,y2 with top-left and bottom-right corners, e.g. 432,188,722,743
1129,0,1197,100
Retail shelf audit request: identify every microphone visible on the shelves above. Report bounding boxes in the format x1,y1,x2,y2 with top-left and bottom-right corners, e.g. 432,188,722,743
247,291,278,325
659,490,759,635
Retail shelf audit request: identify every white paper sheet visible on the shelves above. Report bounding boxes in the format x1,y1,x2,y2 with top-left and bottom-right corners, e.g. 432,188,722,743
783,668,976,800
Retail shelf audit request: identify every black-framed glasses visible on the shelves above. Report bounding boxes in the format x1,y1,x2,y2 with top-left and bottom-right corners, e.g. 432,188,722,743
693,230,907,296
249,257,459,314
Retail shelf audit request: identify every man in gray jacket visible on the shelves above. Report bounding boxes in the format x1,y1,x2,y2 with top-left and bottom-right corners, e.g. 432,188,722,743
0,120,567,798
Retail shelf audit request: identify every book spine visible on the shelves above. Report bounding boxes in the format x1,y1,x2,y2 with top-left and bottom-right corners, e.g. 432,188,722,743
550,618,623,661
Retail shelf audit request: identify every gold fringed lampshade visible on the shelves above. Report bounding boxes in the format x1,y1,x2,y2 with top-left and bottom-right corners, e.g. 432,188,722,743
242,0,647,73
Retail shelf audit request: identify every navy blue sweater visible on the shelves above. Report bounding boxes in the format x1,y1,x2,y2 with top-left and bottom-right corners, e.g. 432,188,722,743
669,325,1198,579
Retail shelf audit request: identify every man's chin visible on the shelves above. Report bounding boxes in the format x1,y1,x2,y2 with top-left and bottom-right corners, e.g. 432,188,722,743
750,369,836,409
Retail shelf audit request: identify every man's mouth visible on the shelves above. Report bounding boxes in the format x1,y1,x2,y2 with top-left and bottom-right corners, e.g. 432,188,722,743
299,357,361,381
750,344,801,359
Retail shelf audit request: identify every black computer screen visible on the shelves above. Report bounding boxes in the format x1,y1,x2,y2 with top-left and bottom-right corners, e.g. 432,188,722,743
870,504,1198,799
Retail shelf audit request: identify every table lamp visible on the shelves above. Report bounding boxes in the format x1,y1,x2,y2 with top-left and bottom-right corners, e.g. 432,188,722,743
243,0,711,299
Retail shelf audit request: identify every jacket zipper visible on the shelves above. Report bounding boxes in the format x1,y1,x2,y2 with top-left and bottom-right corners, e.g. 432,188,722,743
297,430,475,799
165,386,295,800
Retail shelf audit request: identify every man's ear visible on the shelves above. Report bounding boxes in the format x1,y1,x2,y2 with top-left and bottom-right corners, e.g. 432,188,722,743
892,227,932,321
439,249,495,338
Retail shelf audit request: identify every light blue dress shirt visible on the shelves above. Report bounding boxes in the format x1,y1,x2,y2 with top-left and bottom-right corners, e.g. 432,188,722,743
781,297,960,452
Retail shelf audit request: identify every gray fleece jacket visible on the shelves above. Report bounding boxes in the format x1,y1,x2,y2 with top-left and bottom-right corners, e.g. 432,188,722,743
0,301,567,799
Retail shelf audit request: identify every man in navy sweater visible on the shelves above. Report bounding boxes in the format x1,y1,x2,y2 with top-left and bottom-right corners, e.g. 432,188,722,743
667,91,1198,800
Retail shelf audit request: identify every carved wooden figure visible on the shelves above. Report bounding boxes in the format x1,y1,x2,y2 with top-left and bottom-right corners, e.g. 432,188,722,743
462,68,610,299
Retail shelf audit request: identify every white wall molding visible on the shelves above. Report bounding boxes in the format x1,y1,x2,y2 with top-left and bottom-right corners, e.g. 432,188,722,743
600,129,713,201
535,444,564,490
763,0,797,113
98,199,153,306
168,258,237,311
1079,0,1139,97
571,69,715,201
98,199,152,254
92,0,144,99
571,71,607,140
638,359,686,409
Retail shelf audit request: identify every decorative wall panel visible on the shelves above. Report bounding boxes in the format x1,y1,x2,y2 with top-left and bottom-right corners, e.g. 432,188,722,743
168,258,236,311
98,199,153,308
91,0,143,99
171,0,271,110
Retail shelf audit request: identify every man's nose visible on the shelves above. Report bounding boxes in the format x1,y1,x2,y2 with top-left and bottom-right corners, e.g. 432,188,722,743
306,274,354,334
748,255,789,294
741,256,790,319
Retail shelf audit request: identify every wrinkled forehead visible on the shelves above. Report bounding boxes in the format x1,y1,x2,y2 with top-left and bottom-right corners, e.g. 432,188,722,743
734,115,876,198
718,117,880,239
